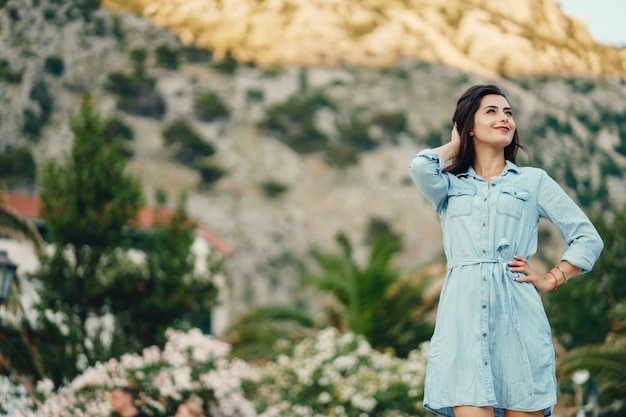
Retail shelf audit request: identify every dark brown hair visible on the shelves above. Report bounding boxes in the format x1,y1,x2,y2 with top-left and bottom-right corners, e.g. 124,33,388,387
444,84,526,175
113,385,137,399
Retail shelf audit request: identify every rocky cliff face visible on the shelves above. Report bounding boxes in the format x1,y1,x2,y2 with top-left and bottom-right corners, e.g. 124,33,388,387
2,0,626,334
107,0,626,78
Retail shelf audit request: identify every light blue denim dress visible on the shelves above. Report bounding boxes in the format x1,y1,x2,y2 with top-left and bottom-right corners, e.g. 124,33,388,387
408,149,603,417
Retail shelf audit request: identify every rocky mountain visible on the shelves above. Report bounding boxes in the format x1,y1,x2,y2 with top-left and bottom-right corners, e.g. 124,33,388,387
106,0,626,79
1,0,625,334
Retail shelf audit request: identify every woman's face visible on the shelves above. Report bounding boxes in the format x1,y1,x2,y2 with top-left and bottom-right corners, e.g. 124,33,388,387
174,404,194,417
471,94,516,149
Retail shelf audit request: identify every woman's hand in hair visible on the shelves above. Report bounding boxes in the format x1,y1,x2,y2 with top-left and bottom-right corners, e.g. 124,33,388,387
433,124,461,162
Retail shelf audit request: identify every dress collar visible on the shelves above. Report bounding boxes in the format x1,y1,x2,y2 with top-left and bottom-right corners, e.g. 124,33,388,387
459,160,521,179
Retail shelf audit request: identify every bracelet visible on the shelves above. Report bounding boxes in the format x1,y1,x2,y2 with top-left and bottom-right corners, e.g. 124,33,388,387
555,265,568,284
548,271,558,291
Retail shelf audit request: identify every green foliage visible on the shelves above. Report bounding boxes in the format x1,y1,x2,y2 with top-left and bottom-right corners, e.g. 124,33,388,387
336,114,377,151
155,44,180,69
43,56,64,76
105,54,166,119
22,80,54,140
72,0,101,22
34,93,144,383
30,79,54,114
40,94,142,247
364,217,402,249
0,145,36,186
162,118,215,164
91,16,107,36
193,91,230,122
259,92,333,154
246,88,264,103
558,344,626,409
304,233,434,356
323,144,360,167
0,59,23,83
25,329,259,417
0,319,44,382
108,203,220,352
195,161,226,186
111,15,124,40
182,45,213,63
33,95,220,385
370,111,407,135
222,305,316,361
102,115,134,142
102,116,135,159
546,206,626,350
259,180,288,198
255,327,430,417
212,51,238,74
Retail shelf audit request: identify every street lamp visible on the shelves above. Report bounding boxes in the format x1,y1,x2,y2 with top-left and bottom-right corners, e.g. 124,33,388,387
0,250,17,304
573,369,590,417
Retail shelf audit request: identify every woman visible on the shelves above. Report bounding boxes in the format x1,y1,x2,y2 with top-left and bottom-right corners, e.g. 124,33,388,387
408,84,603,417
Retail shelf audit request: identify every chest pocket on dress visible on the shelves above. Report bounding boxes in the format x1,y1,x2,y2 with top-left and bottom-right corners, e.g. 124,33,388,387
446,186,476,218
497,186,530,219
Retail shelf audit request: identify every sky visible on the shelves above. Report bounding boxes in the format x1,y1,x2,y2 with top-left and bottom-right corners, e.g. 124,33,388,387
557,0,626,46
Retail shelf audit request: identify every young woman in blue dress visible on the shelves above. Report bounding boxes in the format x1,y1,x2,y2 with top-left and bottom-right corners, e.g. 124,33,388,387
409,84,603,417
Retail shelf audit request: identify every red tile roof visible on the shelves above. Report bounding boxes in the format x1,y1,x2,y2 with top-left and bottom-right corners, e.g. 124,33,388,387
5,193,41,220
5,192,235,257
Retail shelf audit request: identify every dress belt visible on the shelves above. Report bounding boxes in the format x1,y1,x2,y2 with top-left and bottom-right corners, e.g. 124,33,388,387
446,257,513,334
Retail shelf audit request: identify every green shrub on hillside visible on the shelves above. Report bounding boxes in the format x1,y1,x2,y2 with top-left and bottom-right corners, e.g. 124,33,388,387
106,71,165,119
260,180,288,198
22,80,54,140
195,161,226,186
193,91,230,122
162,119,215,164
0,59,22,83
182,45,213,63
0,146,36,185
44,56,64,76
336,115,377,151
102,116,134,142
260,92,333,154
155,44,180,70
212,51,238,74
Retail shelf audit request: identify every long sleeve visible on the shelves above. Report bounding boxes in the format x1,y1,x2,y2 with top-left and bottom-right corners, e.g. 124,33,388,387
537,170,603,273
408,149,450,215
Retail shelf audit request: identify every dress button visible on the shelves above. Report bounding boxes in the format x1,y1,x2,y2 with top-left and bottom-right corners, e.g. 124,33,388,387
482,222,486,227
482,304,487,309
483,333,487,337
482,250,487,254
482,277,487,281
484,361,489,366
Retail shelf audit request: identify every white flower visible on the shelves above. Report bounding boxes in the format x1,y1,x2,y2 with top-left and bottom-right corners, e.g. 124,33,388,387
317,391,332,404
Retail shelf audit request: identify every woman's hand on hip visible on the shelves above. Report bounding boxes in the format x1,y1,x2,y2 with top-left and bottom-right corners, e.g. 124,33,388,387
509,255,553,293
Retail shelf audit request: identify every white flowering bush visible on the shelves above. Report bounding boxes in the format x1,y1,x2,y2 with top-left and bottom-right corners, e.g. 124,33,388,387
13,328,260,417
5,327,430,417
252,327,430,417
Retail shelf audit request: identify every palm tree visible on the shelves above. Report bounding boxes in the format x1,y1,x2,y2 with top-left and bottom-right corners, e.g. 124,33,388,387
304,232,436,356
558,342,626,415
0,189,46,392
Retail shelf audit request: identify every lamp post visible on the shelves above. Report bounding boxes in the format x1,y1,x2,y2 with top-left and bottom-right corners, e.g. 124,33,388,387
572,369,590,417
0,250,17,304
